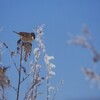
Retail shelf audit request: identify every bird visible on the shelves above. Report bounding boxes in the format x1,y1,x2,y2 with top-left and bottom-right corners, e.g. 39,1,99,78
13,31,35,62
13,31,35,43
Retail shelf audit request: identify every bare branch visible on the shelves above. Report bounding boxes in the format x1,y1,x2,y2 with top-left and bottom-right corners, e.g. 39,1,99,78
16,45,23,100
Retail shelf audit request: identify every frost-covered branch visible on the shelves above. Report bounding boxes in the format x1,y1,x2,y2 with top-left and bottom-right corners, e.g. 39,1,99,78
68,26,100,88
0,25,60,100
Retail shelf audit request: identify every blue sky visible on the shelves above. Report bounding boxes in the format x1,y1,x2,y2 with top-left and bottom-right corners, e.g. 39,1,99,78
0,0,100,100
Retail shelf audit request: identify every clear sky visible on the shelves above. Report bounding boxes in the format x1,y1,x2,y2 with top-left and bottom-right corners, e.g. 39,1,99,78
0,0,100,100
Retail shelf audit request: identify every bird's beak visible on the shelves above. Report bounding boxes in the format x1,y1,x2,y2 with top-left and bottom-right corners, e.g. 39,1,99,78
32,36,34,39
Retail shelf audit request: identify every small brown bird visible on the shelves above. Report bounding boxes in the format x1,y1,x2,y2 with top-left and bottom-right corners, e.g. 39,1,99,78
13,31,35,43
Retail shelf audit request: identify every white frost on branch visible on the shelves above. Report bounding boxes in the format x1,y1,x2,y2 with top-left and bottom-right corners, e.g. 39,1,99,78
35,25,45,52
36,24,44,36
48,71,55,78
68,35,91,48
30,61,34,72
29,25,57,100
48,86,54,92
33,48,41,61
0,43,4,64
44,54,54,65
44,54,56,79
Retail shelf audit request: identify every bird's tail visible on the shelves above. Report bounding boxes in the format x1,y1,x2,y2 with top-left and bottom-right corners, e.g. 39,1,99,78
13,31,19,35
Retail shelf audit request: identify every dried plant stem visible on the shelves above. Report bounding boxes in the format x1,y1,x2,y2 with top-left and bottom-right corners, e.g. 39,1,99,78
20,73,31,84
16,46,23,100
29,65,38,100
24,82,37,100
10,55,19,72
52,90,57,100
30,49,41,100
2,87,6,100
46,78,50,100
52,81,62,100
2,87,4,100
21,49,41,84
10,84,17,92
23,50,41,100
23,85,32,100
2,42,18,72
34,86,37,99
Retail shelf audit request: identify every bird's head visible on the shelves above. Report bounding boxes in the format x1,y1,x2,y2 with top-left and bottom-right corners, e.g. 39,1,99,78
31,32,35,40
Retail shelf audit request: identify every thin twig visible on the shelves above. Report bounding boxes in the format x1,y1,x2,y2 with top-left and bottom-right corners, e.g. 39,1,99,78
23,83,36,100
52,80,63,100
2,87,6,100
46,78,50,100
23,49,41,100
20,49,41,84
20,71,33,84
2,42,18,72
16,45,23,100
10,55,19,72
10,84,17,92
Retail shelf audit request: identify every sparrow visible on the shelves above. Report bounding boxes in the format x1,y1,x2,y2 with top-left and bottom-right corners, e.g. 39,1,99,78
13,31,35,43
13,31,35,62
